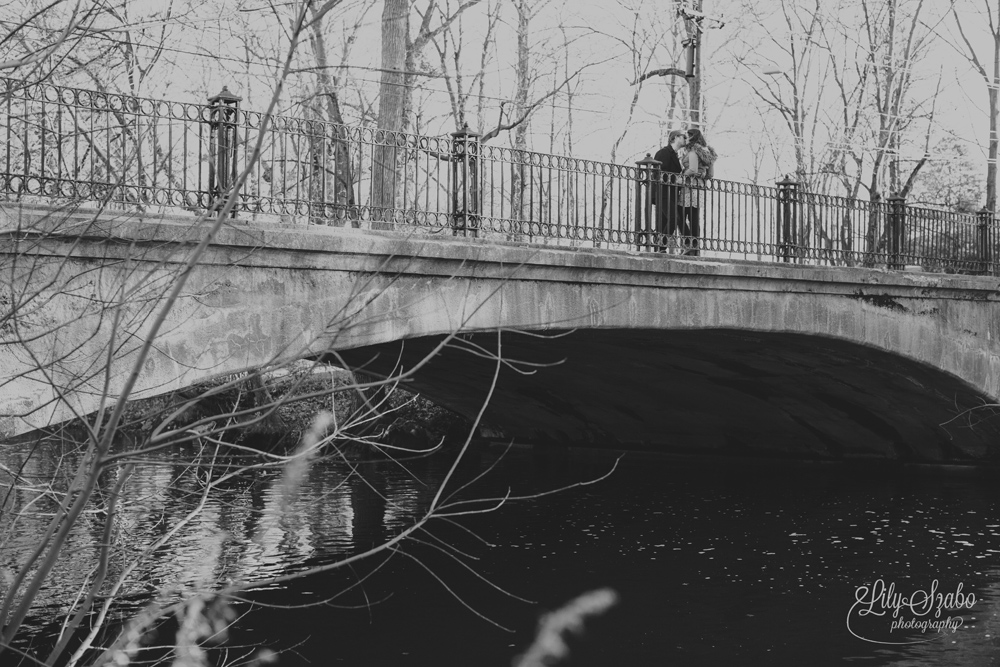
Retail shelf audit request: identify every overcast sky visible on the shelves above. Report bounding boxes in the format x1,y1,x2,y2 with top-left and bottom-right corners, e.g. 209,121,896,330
72,0,999,189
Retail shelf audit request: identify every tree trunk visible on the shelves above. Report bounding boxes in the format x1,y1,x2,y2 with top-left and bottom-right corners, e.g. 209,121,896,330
309,7,357,226
864,0,896,259
511,0,530,224
687,0,703,126
949,2,1000,211
989,25,999,212
373,0,408,219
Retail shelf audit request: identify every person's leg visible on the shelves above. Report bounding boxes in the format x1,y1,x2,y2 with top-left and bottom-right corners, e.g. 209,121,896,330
678,206,693,252
687,207,700,256
669,185,681,228
656,202,670,252
652,186,676,252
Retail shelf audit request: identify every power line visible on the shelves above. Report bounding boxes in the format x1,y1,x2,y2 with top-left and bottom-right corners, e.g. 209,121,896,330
0,18,635,117
4,17,991,143
0,19,439,79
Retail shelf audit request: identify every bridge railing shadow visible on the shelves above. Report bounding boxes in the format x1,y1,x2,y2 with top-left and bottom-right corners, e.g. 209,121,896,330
0,77,995,275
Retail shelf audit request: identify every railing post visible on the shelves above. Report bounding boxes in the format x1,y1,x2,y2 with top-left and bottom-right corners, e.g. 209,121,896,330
207,86,242,216
635,154,661,251
887,193,906,270
776,176,799,262
451,124,481,237
978,206,995,275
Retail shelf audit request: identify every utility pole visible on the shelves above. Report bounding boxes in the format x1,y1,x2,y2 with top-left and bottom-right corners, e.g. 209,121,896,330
677,0,724,128
635,1,724,127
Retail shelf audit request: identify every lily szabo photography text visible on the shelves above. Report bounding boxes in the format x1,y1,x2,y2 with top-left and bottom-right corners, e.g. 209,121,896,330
848,579,978,644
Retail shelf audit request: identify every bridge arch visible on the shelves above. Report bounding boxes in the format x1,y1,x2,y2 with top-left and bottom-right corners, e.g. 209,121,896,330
4,210,1000,462
310,228,1000,463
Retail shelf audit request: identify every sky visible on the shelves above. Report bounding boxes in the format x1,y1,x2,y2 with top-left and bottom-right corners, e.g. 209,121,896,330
28,0,1000,195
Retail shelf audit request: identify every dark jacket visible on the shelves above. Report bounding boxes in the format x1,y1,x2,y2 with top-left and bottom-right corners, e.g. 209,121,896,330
652,145,682,204
654,145,683,174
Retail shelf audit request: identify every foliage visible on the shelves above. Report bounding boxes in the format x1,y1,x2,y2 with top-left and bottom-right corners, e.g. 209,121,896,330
908,139,985,213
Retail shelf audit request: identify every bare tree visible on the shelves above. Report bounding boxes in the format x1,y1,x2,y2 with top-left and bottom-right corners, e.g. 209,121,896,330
372,0,409,215
606,1,687,161
372,0,484,216
427,0,503,129
0,0,104,80
908,135,985,211
0,2,620,664
735,0,828,189
305,0,367,224
727,0,944,263
0,2,334,653
682,0,704,127
854,0,935,260
634,0,723,130
947,0,1000,212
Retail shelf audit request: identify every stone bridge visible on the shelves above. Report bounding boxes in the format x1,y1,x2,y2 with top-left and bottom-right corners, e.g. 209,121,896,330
4,203,1000,463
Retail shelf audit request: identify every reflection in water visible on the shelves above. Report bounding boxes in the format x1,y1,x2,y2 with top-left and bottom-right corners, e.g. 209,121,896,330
242,464,354,576
1,437,429,650
7,439,1000,665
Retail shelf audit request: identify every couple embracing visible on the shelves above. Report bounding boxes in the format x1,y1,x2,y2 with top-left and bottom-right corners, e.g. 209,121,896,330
652,128,717,256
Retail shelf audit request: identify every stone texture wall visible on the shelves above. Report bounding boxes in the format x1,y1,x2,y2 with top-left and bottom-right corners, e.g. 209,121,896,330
4,203,1000,461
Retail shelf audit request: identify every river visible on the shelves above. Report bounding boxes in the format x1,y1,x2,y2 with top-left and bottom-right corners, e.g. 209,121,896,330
6,436,1000,666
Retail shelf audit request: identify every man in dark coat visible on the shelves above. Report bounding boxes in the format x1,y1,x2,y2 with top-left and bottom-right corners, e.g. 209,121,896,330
652,130,687,251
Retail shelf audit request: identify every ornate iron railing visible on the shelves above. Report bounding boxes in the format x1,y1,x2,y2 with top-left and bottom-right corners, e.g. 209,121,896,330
0,78,208,209
0,77,996,274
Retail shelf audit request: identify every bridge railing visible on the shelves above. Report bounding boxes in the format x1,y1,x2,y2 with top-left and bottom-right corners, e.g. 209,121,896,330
636,162,999,274
1,77,996,274
0,78,209,210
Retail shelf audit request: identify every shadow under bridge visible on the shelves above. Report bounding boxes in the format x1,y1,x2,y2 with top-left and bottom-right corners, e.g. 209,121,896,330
333,328,1000,463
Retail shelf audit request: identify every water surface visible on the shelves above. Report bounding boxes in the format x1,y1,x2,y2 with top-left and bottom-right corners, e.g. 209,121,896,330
8,439,1000,665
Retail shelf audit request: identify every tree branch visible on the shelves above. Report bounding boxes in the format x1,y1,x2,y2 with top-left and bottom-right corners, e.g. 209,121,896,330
634,67,687,84
481,66,585,143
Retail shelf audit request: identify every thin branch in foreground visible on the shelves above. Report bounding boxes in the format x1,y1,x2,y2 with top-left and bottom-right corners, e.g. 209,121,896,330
437,456,622,516
407,534,535,605
389,545,514,632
